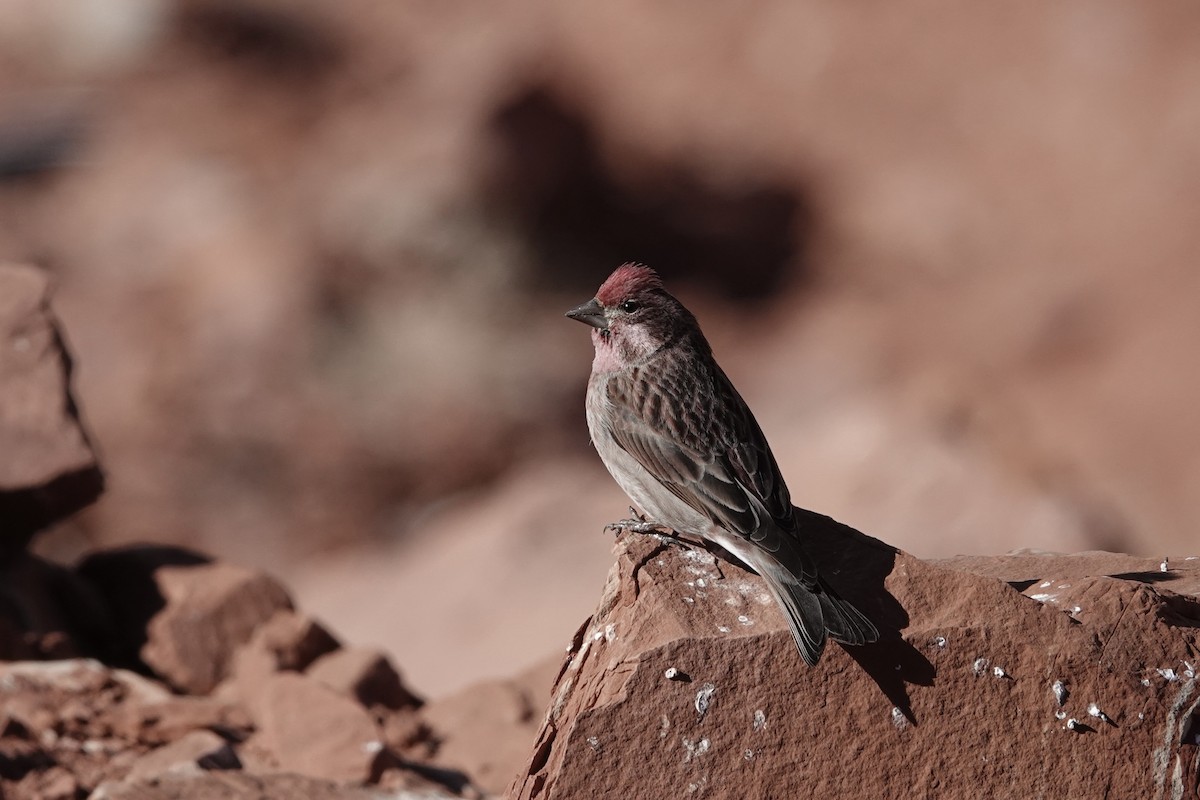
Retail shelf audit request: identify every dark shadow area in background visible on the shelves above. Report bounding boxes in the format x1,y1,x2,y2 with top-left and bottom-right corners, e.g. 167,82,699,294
175,0,343,81
485,85,814,300
77,545,212,671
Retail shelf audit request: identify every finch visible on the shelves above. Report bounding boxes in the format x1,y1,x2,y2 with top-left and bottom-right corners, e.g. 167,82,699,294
566,263,878,666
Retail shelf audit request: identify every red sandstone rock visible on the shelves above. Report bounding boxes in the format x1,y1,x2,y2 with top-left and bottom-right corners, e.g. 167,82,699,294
141,561,294,695
243,671,385,784
227,609,341,698
306,645,421,713
0,263,102,552
247,610,341,672
108,694,253,748
419,655,558,796
0,660,175,796
15,765,78,800
510,530,1200,799
934,551,1200,600
124,730,239,781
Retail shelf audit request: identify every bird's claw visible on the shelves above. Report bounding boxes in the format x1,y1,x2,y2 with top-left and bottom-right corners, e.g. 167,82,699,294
603,506,655,534
603,519,696,555
604,518,662,535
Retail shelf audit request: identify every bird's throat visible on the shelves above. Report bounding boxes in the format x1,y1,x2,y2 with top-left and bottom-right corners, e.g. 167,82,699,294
591,328,625,373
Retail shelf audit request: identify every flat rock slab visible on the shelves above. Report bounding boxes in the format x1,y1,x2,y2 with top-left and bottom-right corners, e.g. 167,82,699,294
243,671,384,784
0,262,102,550
510,522,1200,800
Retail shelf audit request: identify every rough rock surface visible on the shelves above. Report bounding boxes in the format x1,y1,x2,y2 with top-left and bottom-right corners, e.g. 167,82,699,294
0,263,102,553
0,605,483,799
511,529,1200,800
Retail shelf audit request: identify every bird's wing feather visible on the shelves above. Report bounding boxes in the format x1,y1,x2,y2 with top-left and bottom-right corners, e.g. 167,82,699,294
605,362,802,556
608,403,761,533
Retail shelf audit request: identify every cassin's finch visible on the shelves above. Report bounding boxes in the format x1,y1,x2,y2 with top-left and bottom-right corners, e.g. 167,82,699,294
567,263,878,666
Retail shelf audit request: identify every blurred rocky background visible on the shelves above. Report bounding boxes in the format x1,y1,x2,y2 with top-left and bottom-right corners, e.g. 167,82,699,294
3,0,1200,704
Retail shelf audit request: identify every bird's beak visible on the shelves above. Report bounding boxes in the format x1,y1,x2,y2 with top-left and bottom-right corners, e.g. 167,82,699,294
565,297,608,330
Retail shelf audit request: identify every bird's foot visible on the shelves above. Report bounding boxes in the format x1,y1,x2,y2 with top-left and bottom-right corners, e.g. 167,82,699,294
604,506,669,536
604,518,663,535
605,518,696,552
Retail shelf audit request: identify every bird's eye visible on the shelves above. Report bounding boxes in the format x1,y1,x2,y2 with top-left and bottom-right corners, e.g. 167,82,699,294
620,300,640,313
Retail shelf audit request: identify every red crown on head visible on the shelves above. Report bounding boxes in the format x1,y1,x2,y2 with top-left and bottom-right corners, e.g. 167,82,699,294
596,263,663,306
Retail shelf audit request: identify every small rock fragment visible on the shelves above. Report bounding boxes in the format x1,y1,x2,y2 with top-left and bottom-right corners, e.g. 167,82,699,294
144,563,294,694
125,730,239,781
306,646,420,712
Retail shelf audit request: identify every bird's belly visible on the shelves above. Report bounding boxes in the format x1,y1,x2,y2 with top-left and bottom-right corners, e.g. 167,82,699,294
587,413,710,534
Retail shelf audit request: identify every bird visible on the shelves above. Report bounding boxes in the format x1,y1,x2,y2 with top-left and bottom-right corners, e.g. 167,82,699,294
566,262,878,665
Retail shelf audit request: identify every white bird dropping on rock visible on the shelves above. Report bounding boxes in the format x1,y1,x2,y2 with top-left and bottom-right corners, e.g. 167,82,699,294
1052,680,1068,706
694,683,716,719
1087,703,1111,724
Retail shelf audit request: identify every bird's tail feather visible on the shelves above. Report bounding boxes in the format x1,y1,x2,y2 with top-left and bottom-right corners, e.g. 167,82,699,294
817,576,879,646
756,557,827,667
753,551,879,666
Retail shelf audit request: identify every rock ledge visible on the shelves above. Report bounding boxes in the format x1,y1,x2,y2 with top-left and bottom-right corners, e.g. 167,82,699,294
511,526,1200,799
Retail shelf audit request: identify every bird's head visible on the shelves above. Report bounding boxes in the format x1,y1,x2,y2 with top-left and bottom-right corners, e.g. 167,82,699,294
566,263,699,368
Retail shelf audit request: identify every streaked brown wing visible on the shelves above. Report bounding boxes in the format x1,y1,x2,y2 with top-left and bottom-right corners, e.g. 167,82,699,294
609,413,761,532
606,359,823,589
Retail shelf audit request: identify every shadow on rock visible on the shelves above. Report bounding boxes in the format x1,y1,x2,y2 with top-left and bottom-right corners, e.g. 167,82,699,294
795,507,935,724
